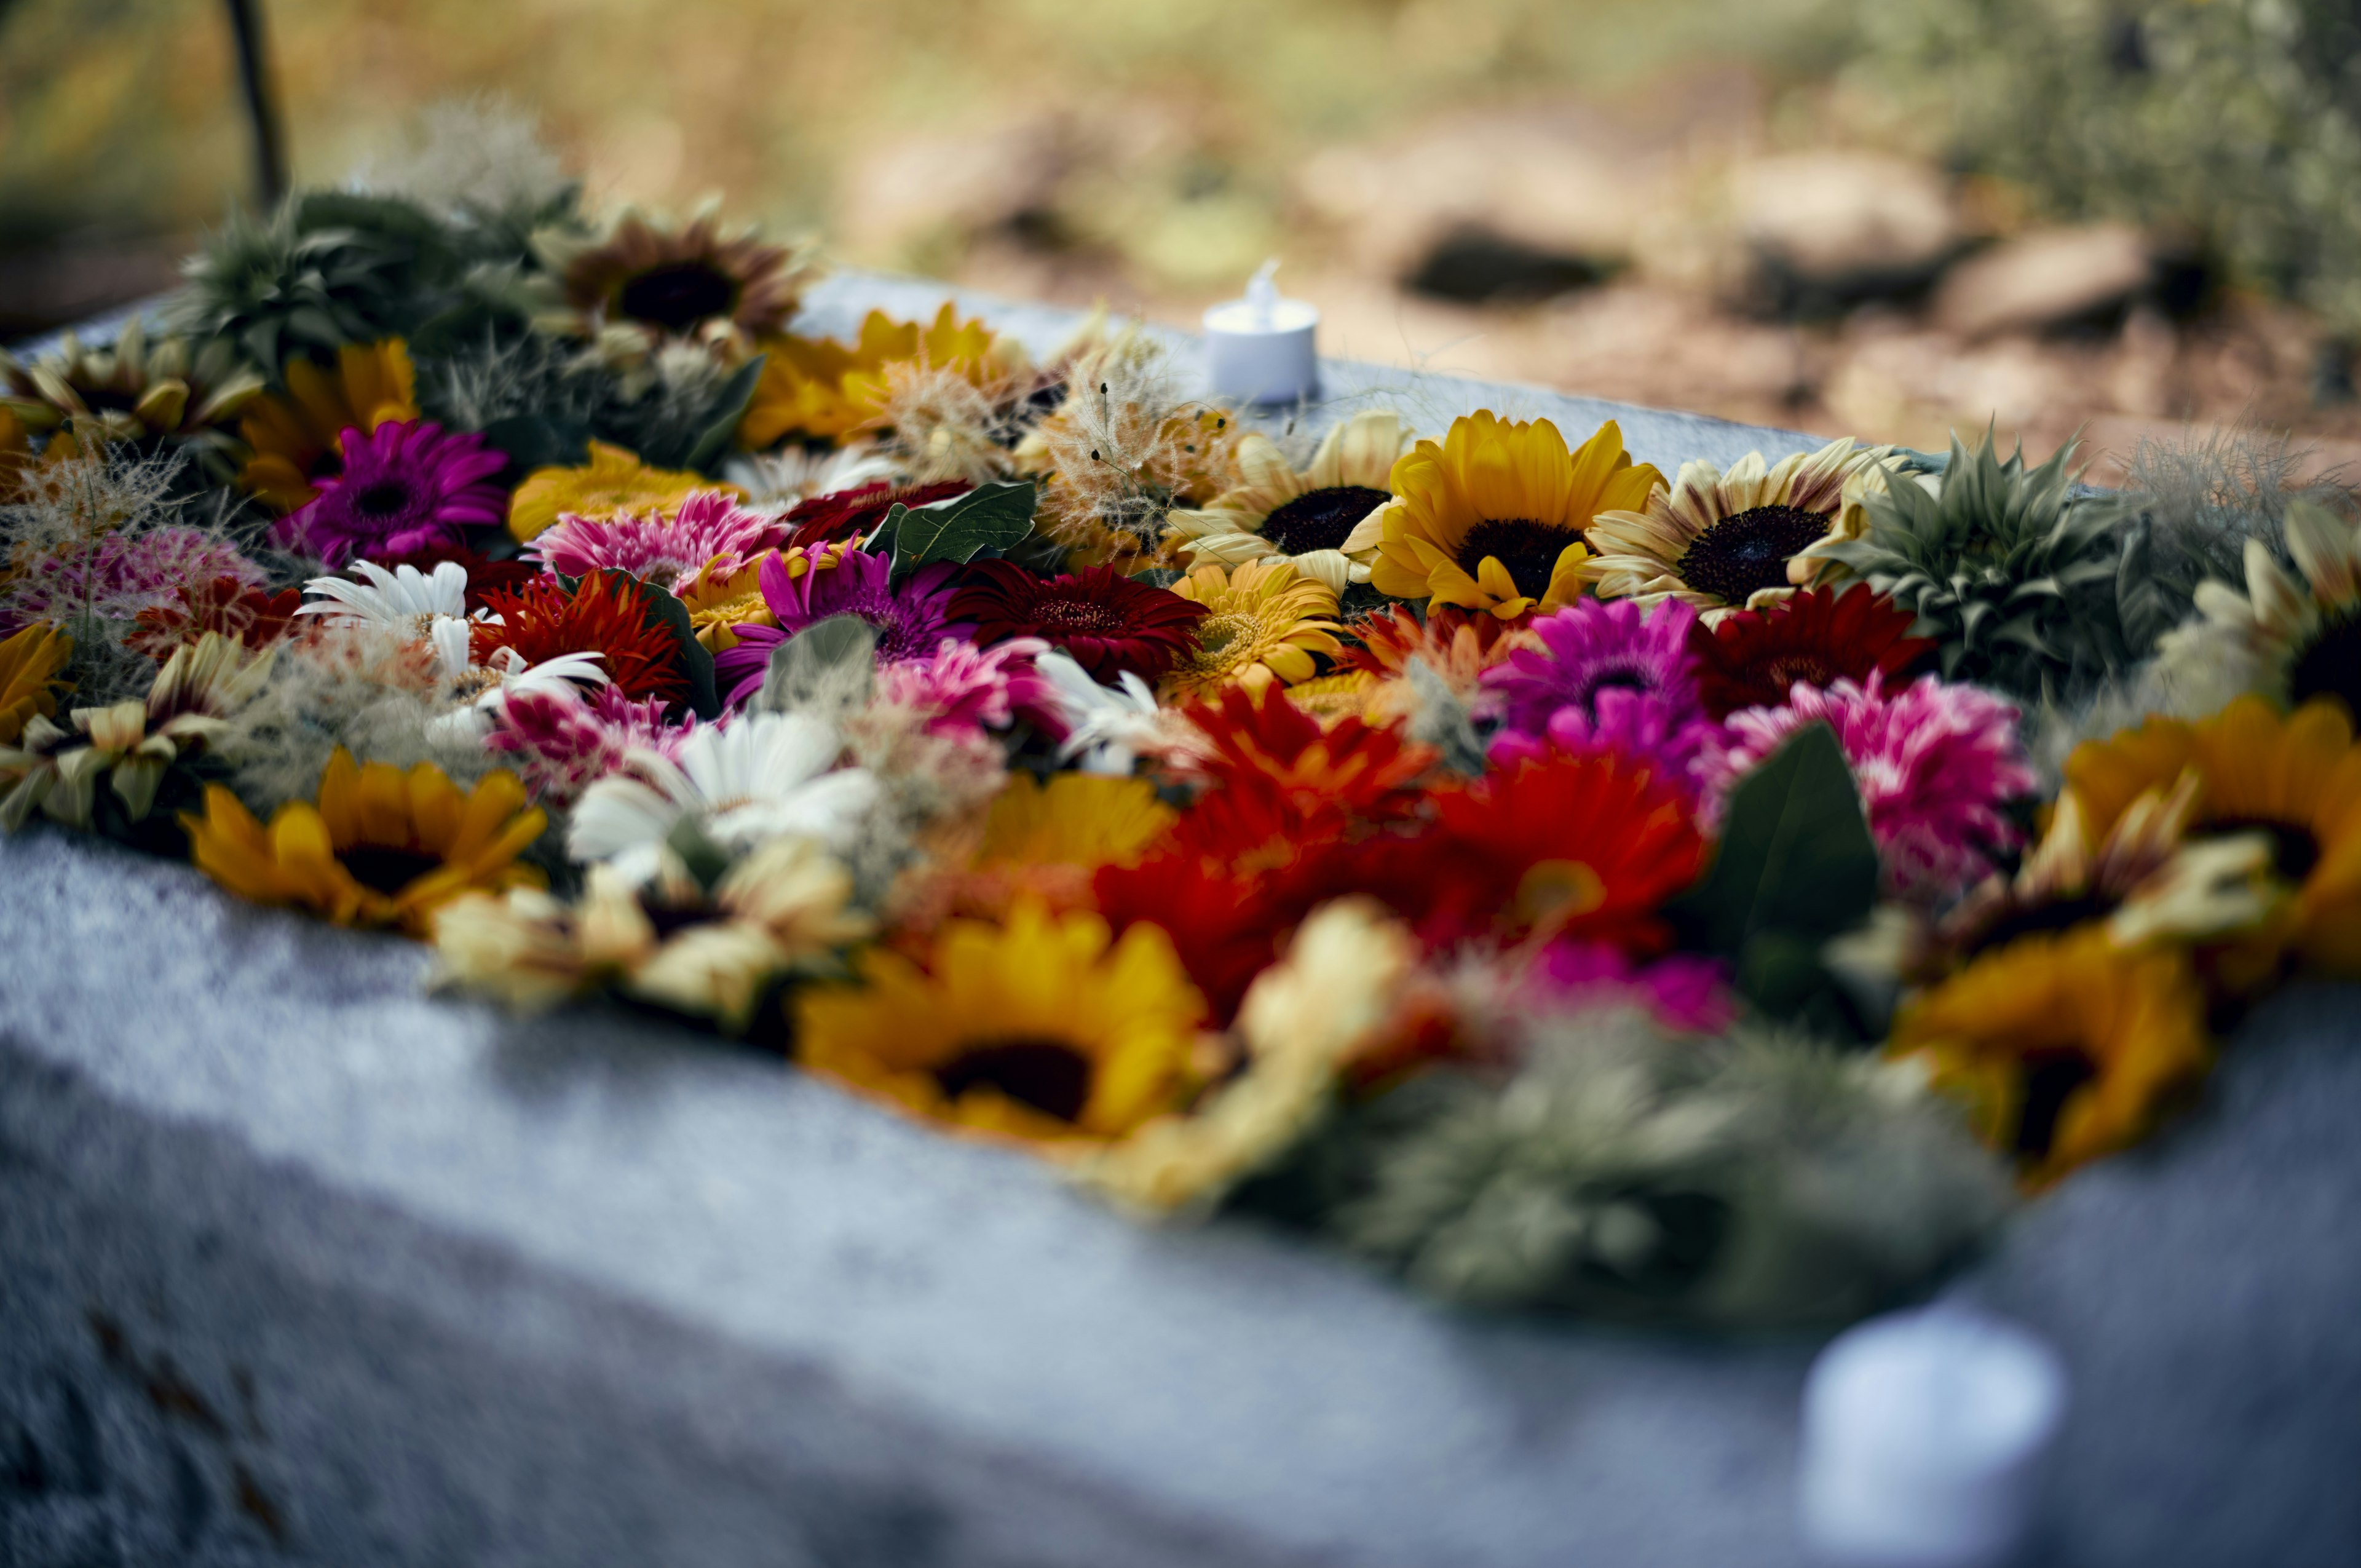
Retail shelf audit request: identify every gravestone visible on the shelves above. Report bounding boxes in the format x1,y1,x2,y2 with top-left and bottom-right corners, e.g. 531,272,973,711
4,277,2359,1567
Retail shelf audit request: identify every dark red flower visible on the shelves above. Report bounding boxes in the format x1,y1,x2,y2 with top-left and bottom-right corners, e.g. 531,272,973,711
474,570,688,705
783,479,973,548
365,543,540,614
951,561,1208,681
1167,684,1435,865
127,576,303,660
1687,584,1935,719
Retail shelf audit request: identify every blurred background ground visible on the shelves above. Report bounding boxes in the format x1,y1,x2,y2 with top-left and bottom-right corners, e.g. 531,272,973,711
7,0,2361,481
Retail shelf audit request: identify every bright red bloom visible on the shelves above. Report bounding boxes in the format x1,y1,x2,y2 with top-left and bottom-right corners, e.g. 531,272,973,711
783,479,972,548
473,570,689,705
1362,751,1707,951
1168,684,1436,865
951,561,1209,682
127,576,303,660
366,543,540,614
1687,584,1934,719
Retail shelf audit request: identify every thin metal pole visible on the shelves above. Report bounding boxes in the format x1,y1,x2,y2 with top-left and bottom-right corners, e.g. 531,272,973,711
223,0,286,208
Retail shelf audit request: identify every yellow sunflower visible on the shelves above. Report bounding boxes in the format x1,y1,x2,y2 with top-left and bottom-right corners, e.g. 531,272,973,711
976,770,1176,869
1165,409,1411,595
1582,437,1892,622
740,330,874,449
1344,413,1660,620
1073,898,1418,1214
0,624,72,746
0,320,262,459
2156,497,2361,718
507,441,724,543
237,339,418,512
1889,926,2210,1188
2062,695,2361,984
181,749,546,937
794,897,1208,1147
536,202,818,362
1163,559,1343,696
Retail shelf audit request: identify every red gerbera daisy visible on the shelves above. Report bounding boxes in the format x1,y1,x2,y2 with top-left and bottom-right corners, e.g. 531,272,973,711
1340,602,1529,683
473,570,689,705
951,561,1209,682
127,576,304,660
783,479,973,549
1687,584,1934,719
1361,750,1707,951
1168,684,1436,865
366,543,541,614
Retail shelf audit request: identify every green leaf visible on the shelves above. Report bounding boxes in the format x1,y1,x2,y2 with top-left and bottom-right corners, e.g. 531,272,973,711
1667,722,1880,1027
884,481,1038,574
664,814,734,892
681,353,767,474
478,414,590,483
596,569,719,720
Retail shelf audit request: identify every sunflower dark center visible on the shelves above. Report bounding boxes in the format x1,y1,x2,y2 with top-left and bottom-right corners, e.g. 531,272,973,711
1677,504,1832,605
340,845,440,897
1031,593,1128,636
2014,1050,2098,1161
934,1038,1091,1123
76,385,144,414
1457,518,1577,595
2288,610,2361,719
616,261,740,332
351,479,416,520
2213,817,2321,883
1262,485,1392,556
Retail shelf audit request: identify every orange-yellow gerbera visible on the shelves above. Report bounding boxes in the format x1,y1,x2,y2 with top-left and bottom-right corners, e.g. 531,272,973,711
181,750,545,937
1344,414,1661,619
237,339,417,512
0,624,73,746
674,542,848,653
2063,695,2361,984
738,306,1030,450
794,897,1208,1148
506,441,724,542
1163,559,1343,696
1889,926,2210,1188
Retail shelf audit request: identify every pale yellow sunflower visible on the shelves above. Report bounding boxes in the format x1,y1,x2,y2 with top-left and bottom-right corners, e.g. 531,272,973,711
537,202,819,363
1164,559,1343,696
793,897,1208,1148
1889,926,2210,1189
1344,413,1661,620
237,339,418,512
1165,410,1411,595
0,320,262,465
180,749,545,936
2155,497,2361,718
507,441,726,542
1583,437,1894,622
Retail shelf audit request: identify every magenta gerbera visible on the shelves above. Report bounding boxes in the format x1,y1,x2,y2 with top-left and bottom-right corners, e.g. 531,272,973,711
0,526,266,635
876,636,1060,738
282,420,507,565
712,547,970,707
1481,597,1717,798
1527,941,1737,1035
528,489,788,587
1701,673,2037,900
483,683,681,804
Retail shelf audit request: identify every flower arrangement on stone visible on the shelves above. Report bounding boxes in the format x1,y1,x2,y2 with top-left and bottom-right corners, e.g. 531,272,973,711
3,109,2350,1331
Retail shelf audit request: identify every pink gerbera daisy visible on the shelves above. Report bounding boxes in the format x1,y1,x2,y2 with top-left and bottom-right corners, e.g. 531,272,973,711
876,636,1059,738
283,420,507,565
483,683,682,804
1701,673,2036,900
1527,941,1737,1035
528,489,788,587
1481,598,1717,799
0,526,265,635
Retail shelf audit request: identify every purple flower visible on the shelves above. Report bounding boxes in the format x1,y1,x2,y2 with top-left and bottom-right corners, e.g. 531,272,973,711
1481,598,1717,799
0,526,264,635
713,547,970,708
282,420,507,565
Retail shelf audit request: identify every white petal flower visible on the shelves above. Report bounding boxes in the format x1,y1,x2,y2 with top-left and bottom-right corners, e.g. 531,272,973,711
296,560,470,631
424,614,611,742
1034,649,1167,775
568,711,879,883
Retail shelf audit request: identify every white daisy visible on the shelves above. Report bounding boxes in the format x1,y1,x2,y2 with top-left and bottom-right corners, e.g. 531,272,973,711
723,441,896,512
1034,649,1171,775
422,616,611,742
568,710,879,883
296,560,471,633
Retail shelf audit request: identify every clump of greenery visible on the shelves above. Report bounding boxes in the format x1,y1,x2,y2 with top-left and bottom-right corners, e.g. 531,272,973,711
1832,0,2361,335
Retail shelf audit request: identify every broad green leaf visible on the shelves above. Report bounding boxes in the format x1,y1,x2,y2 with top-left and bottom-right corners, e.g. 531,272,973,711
681,352,767,473
885,480,1038,574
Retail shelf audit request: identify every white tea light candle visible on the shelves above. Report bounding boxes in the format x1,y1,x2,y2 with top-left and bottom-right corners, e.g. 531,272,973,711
1204,259,1319,405
1798,1307,2067,1568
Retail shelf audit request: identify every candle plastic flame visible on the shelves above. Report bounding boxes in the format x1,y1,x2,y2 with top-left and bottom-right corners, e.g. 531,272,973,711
1246,258,1281,329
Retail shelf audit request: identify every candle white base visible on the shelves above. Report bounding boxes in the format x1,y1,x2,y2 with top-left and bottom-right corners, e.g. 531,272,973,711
1798,1309,2067,1568
1203,297,1319,405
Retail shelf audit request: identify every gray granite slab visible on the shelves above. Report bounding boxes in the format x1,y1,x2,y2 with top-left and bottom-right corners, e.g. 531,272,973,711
3,280,2358,1567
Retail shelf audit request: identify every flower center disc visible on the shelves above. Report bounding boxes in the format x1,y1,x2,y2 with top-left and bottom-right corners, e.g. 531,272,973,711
935,1038,1092,1123
1033,594,1127,635
353,480,415,520
1456,518,1575,596
1677,504,1831,604
617,262,740,332
1261,485,1391,556
2212,815,2322,882
340,844,441,896
2288,610,2361,720
1195,612,1255,658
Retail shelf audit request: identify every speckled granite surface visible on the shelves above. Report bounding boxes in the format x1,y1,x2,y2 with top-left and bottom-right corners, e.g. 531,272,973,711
3,283,2357,1567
